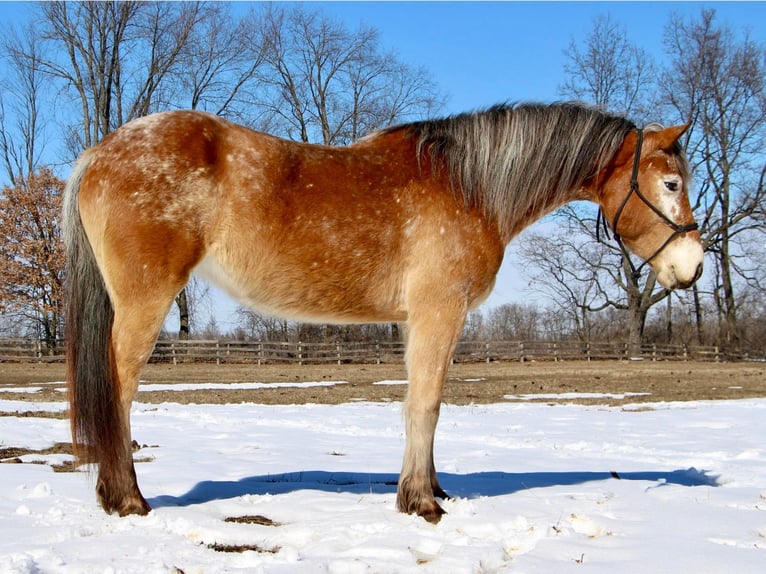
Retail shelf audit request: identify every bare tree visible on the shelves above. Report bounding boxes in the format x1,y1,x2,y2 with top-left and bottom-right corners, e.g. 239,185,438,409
0,168,65,346
176,4,266,119
660,9,766,349
235,308,294,342
0,23,48,183
519,224,612,341
35,1,204,155
256,5,443,144
561,14,655,119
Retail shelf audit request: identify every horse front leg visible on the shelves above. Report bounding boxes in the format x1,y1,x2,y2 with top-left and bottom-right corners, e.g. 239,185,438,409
397,304,465,523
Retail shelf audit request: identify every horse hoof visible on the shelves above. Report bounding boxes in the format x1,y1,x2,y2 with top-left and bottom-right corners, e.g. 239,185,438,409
97,480,151,516
419,501,446,524
117,496,151,517
397,493,446,524
98,495,151,516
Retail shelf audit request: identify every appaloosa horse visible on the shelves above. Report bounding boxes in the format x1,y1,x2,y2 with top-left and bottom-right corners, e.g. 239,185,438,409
64,102,703,523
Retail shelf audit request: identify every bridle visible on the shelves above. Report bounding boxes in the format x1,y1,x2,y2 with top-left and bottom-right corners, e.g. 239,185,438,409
597,128,699,282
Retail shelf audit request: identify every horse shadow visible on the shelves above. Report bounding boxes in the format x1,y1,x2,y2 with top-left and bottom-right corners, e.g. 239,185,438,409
149,467,719,509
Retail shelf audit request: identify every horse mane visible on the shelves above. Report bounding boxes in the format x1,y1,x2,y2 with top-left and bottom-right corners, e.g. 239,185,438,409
390,102,638,234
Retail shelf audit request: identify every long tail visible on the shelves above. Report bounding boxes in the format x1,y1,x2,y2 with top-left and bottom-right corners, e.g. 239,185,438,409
63,150,123,471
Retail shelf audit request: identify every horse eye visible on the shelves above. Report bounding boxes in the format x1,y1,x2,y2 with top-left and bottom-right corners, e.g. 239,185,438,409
664,180,679,192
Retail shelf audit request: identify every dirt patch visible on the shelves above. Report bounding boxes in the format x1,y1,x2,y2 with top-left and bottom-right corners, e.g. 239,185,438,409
0,410,68,419
1,360,764,406
225,515,282,527
207,542,280,554
0,440,156,472
0,442,76,473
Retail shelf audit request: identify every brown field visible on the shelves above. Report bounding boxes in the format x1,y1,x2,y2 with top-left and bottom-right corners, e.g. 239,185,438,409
0,360,764,407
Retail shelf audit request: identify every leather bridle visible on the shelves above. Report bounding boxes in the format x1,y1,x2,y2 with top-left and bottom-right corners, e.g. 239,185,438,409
598,128,699,281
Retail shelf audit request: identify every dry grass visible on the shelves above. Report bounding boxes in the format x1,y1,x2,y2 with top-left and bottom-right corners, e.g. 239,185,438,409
0,360,764,407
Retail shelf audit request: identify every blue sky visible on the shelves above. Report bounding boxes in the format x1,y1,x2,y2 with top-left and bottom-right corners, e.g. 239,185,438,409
317,1,765,114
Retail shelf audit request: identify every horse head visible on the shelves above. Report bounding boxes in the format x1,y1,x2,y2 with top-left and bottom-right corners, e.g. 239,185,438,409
598,124,703,289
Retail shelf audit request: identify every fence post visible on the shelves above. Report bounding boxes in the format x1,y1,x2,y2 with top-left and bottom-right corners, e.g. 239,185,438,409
485,342,491,363
714,346,720,362
298,341,303,365
337,342,341,365
257,341,262,365
216,340,221,366
376,341,381,365
172,342,177,366
518,341,525,363
553,342,559,362
683,344,688,361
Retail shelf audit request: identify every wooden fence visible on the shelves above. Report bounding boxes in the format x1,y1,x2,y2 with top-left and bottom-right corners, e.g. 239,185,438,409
1,338,763,364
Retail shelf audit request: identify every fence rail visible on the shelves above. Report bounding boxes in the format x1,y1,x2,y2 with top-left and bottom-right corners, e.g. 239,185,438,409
1,338,763,364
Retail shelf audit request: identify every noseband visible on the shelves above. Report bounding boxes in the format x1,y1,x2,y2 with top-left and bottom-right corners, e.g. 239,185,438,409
598,128,699,281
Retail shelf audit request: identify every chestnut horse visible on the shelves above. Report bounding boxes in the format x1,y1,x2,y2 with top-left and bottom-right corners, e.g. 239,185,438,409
64,102,703,523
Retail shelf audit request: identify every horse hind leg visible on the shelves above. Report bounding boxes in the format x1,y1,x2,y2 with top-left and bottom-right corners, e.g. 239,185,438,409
92,285,181,516
88,230,195,515
397,300,465,523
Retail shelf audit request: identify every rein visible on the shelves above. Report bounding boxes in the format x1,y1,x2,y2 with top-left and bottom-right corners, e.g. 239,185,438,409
598,128,699,282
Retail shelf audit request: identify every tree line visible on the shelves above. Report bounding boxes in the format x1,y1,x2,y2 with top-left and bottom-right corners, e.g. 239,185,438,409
0,3,763,354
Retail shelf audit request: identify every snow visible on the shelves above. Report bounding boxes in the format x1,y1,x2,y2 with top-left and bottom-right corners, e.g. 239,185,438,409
2,386,766,573
504,392,652,401
0,382,63,394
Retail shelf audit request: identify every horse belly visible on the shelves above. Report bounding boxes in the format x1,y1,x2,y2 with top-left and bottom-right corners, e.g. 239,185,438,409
194,246,407,324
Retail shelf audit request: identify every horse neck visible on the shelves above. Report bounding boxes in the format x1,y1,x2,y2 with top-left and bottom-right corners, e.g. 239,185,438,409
359,128,589,245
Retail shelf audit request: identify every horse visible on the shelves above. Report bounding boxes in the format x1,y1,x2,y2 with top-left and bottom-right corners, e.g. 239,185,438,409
63,102,703,523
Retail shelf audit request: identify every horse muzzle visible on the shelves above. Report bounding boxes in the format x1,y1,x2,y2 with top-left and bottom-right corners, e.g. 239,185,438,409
651,235,704,289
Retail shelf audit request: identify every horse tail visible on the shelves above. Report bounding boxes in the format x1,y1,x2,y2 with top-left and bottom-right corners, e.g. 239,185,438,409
63,149,122,472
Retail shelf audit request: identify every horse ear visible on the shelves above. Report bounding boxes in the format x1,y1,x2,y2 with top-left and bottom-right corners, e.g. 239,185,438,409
654,123,690,150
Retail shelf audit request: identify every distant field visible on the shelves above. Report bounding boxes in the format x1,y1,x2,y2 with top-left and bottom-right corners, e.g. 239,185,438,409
1,360,764,406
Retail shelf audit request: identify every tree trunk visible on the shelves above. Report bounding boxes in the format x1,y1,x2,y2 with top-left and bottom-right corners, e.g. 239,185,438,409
692,284,703,344
719,228,740,349
718,173,741,349
626,297,646,356
665,294,672,344
175,288,190,340
623,256,645,356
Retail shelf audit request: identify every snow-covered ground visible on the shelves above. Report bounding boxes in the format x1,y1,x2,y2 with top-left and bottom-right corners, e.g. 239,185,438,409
1,382,765,573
